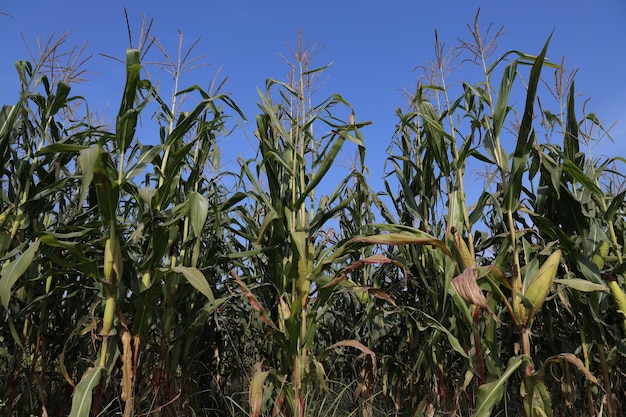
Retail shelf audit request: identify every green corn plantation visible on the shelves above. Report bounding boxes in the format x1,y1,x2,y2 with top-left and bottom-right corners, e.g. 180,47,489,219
1,14,625,417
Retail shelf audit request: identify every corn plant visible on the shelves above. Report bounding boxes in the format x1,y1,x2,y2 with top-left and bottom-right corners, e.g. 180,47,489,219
2,12,626,417
228,32,381,417
0,22,244,415
371,11,626,416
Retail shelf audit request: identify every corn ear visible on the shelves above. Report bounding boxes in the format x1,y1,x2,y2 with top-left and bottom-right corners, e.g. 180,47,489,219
523,249,561,326
591,241,610,270
452,228,474,270
104,237,123,284
278,295,290,331
104,239,114,281
0,204,14,228
608,278,626,317
102,297,116,336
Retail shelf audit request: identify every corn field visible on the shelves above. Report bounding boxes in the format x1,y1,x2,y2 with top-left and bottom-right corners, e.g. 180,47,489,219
1,13,626,417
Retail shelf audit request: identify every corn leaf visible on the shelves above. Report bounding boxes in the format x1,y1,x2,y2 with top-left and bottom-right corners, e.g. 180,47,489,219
249,366,269,417
170,266,215,304
68,366,104,417
554,278,608,293
352,232,451,258
472,356,524,417
0,239,40,308
505,35,552,211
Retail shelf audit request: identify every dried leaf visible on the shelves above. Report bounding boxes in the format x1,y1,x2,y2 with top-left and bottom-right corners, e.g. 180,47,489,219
352,233,451,257
249,363,269,417
452,266,488,309
368,288,397,307
231,270,279,331
120,329,133,402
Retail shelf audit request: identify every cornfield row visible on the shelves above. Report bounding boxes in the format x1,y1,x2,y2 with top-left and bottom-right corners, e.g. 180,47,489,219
1,14,625,417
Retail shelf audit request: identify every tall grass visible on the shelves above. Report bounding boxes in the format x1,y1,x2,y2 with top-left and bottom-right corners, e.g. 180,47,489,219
1,11,625,417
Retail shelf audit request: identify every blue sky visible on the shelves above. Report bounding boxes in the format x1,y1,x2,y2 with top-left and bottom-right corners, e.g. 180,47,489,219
1,0,625,196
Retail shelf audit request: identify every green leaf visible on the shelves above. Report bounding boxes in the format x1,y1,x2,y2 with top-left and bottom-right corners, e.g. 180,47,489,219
505,35,552,211
116,49,143,154
562,159,603,198
122,144,164,183
605,189,626,221
525,378,552,417
294,135,345,209
554,278,609,293
36,143,90,155
492,61,517,168
68,366,104,417
419,312,470,359
0,104,18,140
48,81,71,117
472,356,524,417
0,239,40,308
170,266,215,303
564,81,580,163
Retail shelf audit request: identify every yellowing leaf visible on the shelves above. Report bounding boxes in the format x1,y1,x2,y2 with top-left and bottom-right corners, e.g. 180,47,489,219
554,278,608,293
352,232,451,257
249,364,269,417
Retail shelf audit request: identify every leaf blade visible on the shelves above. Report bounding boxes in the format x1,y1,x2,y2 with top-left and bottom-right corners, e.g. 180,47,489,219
0,239,40,308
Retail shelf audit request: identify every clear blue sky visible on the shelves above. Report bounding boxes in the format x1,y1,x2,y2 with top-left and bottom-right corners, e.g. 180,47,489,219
1,0,625,193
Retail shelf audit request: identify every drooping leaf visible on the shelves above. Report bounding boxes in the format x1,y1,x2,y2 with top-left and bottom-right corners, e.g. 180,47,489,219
472,356,524,417
231,270,279,331
562,159,603,198
36,143,90,155
318,339,377,375
0,239,40,308
170,266,215,303
419,311,470,359
538,353,599,386
554,278,608,293
352,231,451,258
